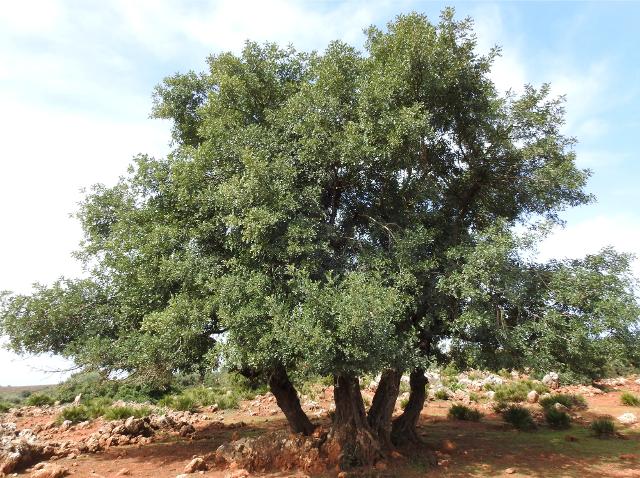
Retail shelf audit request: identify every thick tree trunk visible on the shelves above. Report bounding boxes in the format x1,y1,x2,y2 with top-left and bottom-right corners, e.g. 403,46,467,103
268,365,314,436
330,374,382,468
391,368,427,445
367,369,401,449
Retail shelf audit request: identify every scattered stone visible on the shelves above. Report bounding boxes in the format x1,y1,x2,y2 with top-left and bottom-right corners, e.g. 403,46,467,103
115,468,131,476
179,423,196,437
59,421,73,432
554,403,569,413
486,391,496,400
542,372,560,389
184,457,207,473
527,390,539,403
30,464,68,478
618,413,638,425
505,468,516,474
73,394,82,406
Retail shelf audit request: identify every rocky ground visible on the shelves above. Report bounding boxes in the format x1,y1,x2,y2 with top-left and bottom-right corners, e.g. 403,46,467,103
1,372,639,478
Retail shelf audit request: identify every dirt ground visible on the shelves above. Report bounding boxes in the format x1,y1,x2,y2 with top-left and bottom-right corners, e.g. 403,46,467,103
4,380,640,478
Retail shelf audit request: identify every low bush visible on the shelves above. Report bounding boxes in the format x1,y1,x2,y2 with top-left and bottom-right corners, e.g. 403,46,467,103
544,408,571,429
52,371,167,404
57,397,112,423
0,402,11,413
448,404,482,421
25,393,54,407
539,394,587,411
502,405,536,431
620,392,640,406
486,380,549,402
400,398,409,409
158,385,243,412
469,392,480,403
591,418,615,438
103,405,152,421
434,389,449,400
492,400,509,413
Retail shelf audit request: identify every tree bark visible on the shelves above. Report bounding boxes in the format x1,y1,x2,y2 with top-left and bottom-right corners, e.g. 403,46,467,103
331,374,382,468
268,365,314,436
391,368,427,445
367,369,401,449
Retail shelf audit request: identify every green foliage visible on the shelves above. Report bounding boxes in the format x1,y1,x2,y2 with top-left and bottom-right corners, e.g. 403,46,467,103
56,398,152,423
448,404,482,421
539,394,587,411
434,389,449,400
157,381,256,411
544,408,571,429
400,398,409,409
0,402,11,413
502,405,536,431
56,398,111,424
590,418,615,438
25,393,54,407
0,10,636,423
487,380,548,402
469,392,480,403
103,405,152,421
620,392,640,406
492,401,509,413
51,371,168,404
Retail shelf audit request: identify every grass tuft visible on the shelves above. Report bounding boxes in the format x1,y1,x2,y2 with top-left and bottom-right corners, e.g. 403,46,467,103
590,418,615,438
539,394,587,411
448,404,482,421
544,407,571,429
103,405,152,420
502,404,536,431
485,380,548,402
25,393,54,407
434,389,449,400
620,392,640,406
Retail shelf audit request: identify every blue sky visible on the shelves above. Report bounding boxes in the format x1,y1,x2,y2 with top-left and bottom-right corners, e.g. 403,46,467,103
1,1,639,385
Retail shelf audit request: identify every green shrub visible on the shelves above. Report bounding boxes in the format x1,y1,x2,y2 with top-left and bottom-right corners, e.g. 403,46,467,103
620,392,640,406
539,394,587,411
0,402,11,413
103,405,151,421
25,393,54,407
448,404,482,421
493,400,509,413
434,389,449,400
58,405,91,424
591,418,615,438
544,408,571,429
487,380,549,402
469,392,480,403
52,371,167,404
57,398,112,423
502,405,536,431
400,398,409,409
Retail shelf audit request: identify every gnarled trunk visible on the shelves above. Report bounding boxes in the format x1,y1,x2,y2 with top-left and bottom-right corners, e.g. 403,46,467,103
367,369,401,449
268,365,314,435
330,374,382,468
391,368,427,445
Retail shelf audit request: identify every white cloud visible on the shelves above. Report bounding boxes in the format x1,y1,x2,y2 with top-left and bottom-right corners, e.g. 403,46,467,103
0,343,73,387
0,99,171,294
538,214,640,279
472,5,527,95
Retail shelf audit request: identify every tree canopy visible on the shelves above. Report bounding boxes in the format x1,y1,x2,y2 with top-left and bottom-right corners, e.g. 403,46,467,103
1,8,638,466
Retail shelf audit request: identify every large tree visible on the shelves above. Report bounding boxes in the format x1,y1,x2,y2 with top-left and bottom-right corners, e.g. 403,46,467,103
2,9,638,468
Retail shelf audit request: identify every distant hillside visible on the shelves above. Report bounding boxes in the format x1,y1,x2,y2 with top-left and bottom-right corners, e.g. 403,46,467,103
0,384,54,400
